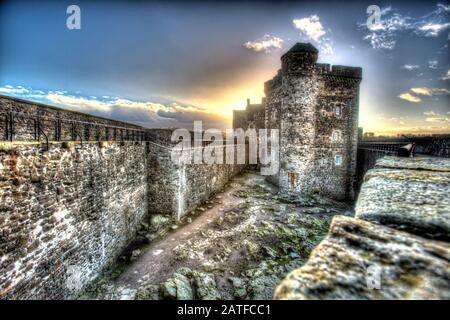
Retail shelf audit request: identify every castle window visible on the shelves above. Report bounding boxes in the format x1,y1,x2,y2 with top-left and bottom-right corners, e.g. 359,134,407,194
335,106,341,117
334,154,343,166
319,158,328,167
331,130,342,142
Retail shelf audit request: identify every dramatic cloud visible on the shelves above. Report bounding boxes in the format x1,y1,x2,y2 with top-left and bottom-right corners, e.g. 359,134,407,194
244,34,284,53
0,85,228,129
437,3,450,12
423,111,450,123
441,69,450,80
416,3,450,37
411,87,450,96
398,86,449,103
424,111,440,117
398,92,421,103
425,117,449,122
418,22,450,37
362,32,396,50
428,60,439,69
293,15,333,55
360,7,412,50
360,4,450,50
0,85,30,95
46,93,112,111
402,64,420,71
293,15,326,41
388,116,407,125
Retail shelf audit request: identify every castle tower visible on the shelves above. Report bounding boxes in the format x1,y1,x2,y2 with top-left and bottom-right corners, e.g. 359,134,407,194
264,43,362,200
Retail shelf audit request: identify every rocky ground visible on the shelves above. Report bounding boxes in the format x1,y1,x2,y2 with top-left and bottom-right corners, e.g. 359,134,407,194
78,171,353,300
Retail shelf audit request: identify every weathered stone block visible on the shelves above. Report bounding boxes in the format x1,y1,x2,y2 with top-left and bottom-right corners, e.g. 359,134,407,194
274,215,450,300
0,142,14,152
356,157,450,241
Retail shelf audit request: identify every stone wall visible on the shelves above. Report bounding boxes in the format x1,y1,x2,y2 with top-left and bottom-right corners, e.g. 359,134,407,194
415,136,450,157
0,96,246,299
146,130,246,218
355,157,450,241
274,156,450,299
0,141,148,299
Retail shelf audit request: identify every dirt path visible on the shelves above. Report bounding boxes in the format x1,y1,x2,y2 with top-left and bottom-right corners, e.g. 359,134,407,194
79,171,352,300
116,183,247,289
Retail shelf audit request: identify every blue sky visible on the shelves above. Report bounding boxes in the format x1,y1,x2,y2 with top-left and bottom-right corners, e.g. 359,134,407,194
0,0,449,134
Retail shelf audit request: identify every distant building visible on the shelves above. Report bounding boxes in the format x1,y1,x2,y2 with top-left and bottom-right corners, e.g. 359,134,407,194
232,98,265,130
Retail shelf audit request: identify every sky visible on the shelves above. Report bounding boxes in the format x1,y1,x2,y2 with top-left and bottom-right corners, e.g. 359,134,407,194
0,0,449,135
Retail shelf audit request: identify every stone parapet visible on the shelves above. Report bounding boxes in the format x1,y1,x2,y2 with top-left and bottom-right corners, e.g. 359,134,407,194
275,156,450,300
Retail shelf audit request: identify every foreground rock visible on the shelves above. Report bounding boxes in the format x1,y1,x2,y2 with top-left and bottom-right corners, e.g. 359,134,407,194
356,157,450,241
274,215,450,300
135,268,221,300
161,271,193,300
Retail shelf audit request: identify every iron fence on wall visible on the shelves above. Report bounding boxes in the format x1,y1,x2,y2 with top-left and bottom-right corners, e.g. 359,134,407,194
0,110,150,151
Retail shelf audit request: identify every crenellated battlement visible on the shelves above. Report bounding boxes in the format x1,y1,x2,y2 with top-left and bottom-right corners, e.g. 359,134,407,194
232,98,265,130
329,65,362,79
275,42,362,80
314,64,362,79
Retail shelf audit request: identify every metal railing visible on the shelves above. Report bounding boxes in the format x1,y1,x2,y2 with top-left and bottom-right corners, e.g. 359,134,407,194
357,141,405,153
1,110,150,150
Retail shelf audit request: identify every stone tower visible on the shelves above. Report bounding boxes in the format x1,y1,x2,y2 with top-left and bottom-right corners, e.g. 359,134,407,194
264,43,362,200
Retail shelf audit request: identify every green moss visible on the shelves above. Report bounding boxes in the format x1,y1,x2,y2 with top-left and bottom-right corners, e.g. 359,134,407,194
238,202,251,209
399,273,423,289
243,240,261,257
135,284,161,300
233,190,249,198
287,213,297,224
